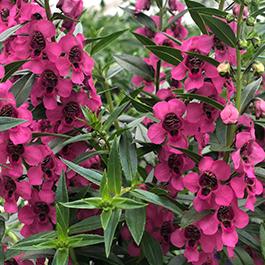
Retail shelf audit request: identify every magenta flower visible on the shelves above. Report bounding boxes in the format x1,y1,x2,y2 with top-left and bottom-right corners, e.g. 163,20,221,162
230,174,263,211
147,99,188,147
57,0,83,19
0,1,17,33
18,187,56,237
220,102,239,124
171,35,222,91
193,252,219,265
232,132,265,178
199,200,249,249
55,33,94,84
168,0,185,12
154,146,194,190
183,157,234,212
135,0,151,12
255,99,265,118
31,62,72,110
18,2,47,23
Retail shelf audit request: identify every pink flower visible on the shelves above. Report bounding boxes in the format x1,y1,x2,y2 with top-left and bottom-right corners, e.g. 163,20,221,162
192,252,219,265
147,99,188,148
172,35,222,91
220,102,239,124
18,2,47,23
154,146,194,190
55,33,94,84
168,0,185,12
135,0,151,12
255,99,265,118
166,18,188,41
232,132,265,178
183,157,234,212
57,0,83,18
231,174,263,211
18,186,56,237
199,200,249,249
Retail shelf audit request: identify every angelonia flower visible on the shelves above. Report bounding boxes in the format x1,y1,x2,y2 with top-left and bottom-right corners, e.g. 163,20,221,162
220,102,239,124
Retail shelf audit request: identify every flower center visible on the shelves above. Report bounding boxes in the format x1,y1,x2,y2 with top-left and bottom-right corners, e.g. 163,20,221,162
184,225,201,247
32,13,43,20
214,36,225,51
160,221,172,242
240,142,252,163
203,103,215,119
217,206,234,228
41,70,58,94
5,259,19,265
0,104,17,118
30,31,46,56
69,45,82,67
167,154,183,174
33,201,49,222
186,53,203,74
39,119,52,132
3,176,16,198
1,8,9,22
162,113,182,136
199,171,218,196
63,101,80,124
6,140,24,162
41,155,55,177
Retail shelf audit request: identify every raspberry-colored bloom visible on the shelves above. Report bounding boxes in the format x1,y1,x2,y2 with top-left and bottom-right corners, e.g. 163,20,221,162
168,0,185,12
255,99,265,118
220,102,239,124
135,0,151,11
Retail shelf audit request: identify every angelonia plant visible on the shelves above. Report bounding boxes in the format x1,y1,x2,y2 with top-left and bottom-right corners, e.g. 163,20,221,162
0,0,265,264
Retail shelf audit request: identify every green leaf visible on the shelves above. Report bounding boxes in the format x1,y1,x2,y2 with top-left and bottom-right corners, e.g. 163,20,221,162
146,45,183,66
186,51,219,67
60,197,102,209
69,215,102,235
56,172,69,236
0,216,5,241
61,158,102,185
104,209,121,257
240,77,262,113
133,32,156,46
260,223,265,260
52,248,69,265
189,6,227,17
180,208,211,228
125,207,146,245
0,117,27,132
10,73,35,107
154,0,162,8
112,197,147,209
131,189,182,215
108,137,122,194
69,234,104,248
114,54,154,80
91,29,127,55
163,9,189,31
2,60,28,82
202,15,237,48
119,130,138,182
238,230,260,252
171,147,202,163
141,232,163,265
231,247,255,265
251,6,265,17
101,210,112,230
0,23,25,42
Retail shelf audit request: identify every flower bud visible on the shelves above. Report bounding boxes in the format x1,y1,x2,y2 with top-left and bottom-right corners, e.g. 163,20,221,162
217,62,231,77
252,61,265,75
220,102,239,124
226,13,236,23
251,37,261,48
246,17,256,26
255,99,265,118
239,39,248,50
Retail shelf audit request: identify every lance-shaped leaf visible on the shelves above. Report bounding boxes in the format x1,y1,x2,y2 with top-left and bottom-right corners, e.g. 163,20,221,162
101,210,112,230
232,247,255,265
133,32,156,46
0,216,5,242
2,60,28,82
119,130,138,182
61,158,102,185
114,54,154,80
112,197,147,209
60,197,102,209
180,208,211,228
10,73,35,107
108,137,122,194
0,117,27,132
0,23,25,42
125,207,146,245
171,147,202,163
91,29,128,55
52,248,69,265
260,223,265,260
69,234,104,248
104,209,121,257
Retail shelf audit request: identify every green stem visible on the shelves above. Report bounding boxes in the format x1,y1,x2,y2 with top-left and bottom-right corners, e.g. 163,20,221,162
155,60,161,92
218,0,225,10
44,0,52,20
224,3,245,162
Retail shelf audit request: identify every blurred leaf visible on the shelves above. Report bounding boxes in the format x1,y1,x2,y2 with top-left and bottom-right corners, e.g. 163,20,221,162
251,7,265,17
2,60,28,82
119,130,138,182
0,117,27,132
180,208,210,227
154,0,163,8
0,216,5,242
91,29,128,55
240,77,262,113
238,230,260,252
0,23,25,42
114,54,154,80
133,32,156,46
52,248,69,265
69,234,104,248
112,197,147,209
231,247,254,265
163,9,189,31
61,158,102,185
125,207,146,245
260,223,265,260
104,209,121,257
10,73,35,107
60,197,102,209
101,210,112,230
172,147,202,163
141,232,163,265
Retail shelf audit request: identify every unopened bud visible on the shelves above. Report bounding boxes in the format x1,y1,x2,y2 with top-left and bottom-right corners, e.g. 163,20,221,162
217,62,231,77
246,17,256,26
252,61,265,75
226,13,236,23
239,39,248,50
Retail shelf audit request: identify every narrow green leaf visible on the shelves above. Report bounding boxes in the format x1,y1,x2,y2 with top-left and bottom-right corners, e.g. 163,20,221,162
2,60,28,82
133,32,156,46
146,45,183,66
104,209,121,257
0,216,5,241
251,6,265,17
101,210,112,230
112,197,147,209
202,15,237,48
260,223,265,260
114,54,154,80
52,248,69,265
69,234,104,248
0,23,25,42
61,158,102,185
131,189,182,215
240,77,262,113
119,130,138,182
231,247,255,265
141,232,163,265
125,207,146,245
0,117,27,132
180,208,210,228
91,29,127,55
238,230,260,251
60,197,102,209
154,0,162,8
10,73,35,107
171,147,202,163
163,9,189,31
108,137,122,194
